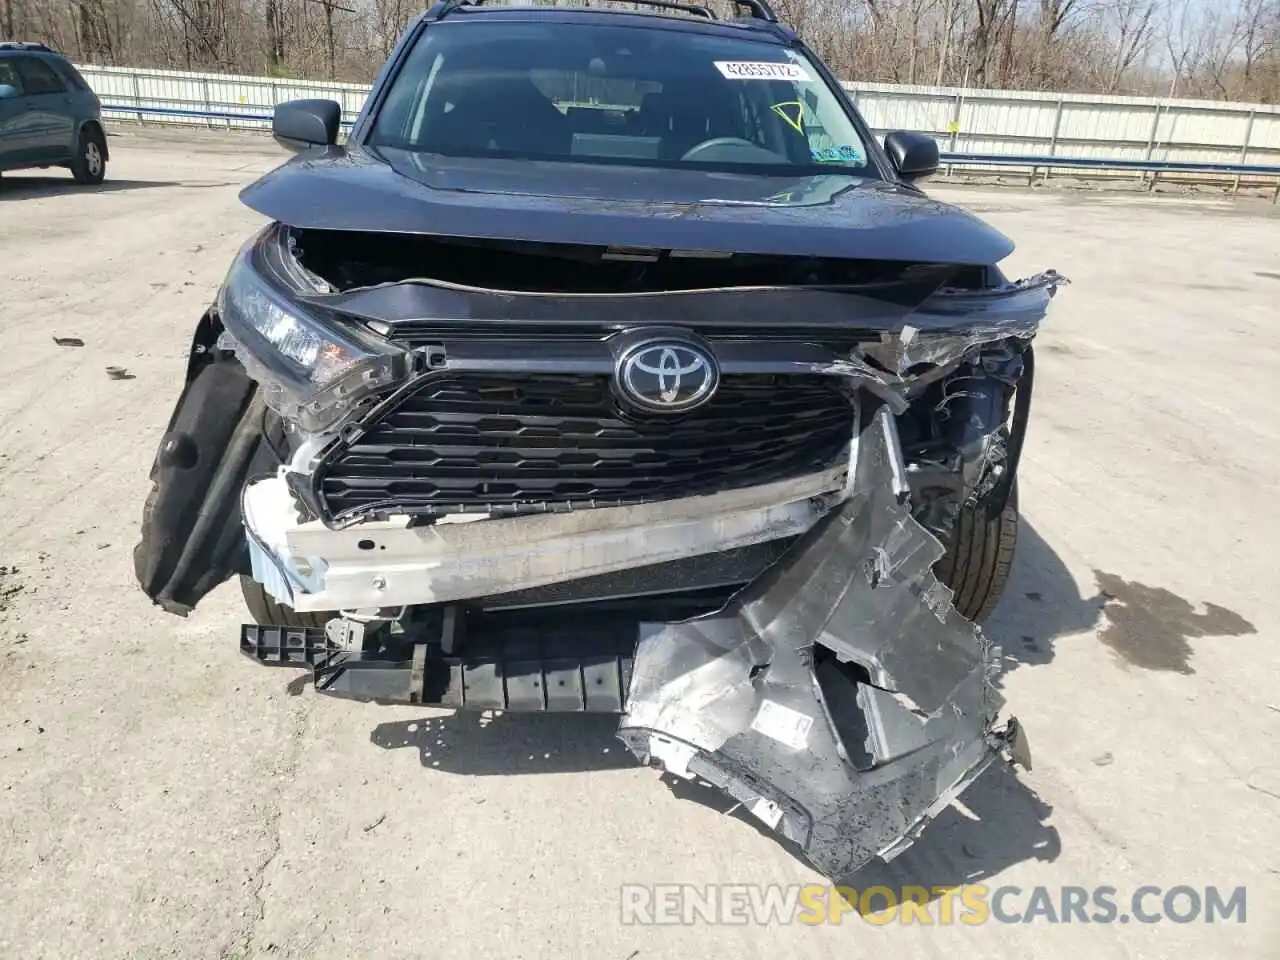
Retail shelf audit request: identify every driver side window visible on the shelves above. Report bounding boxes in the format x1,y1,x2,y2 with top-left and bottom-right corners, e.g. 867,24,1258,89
0,60,22,93
734,84,819,165
799,86,867,166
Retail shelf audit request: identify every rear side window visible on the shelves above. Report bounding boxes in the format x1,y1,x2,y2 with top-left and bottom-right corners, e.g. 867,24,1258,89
51,59,90,92
15,57,67,95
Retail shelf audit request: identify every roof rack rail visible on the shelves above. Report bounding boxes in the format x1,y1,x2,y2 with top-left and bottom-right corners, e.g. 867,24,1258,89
731,0,778,22
424,0,477,20
618,1,717,19
427,0,720,21
0,41,56,52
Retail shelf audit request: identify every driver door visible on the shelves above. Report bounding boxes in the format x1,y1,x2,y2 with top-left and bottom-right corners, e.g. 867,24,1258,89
13,56,73,164
0,58,30,169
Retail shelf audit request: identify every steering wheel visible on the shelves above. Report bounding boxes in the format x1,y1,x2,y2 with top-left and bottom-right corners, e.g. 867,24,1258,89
680,137,783,163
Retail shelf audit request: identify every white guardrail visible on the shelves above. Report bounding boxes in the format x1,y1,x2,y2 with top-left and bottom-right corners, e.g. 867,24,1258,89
78,63,1280,188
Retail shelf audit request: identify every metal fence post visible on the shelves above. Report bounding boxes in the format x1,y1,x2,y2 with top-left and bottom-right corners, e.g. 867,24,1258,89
201,77,213,129
1233,109,1256,195
946,91,963,177
1043,96,1065,185
1143,102,1163,190
131,69,144,125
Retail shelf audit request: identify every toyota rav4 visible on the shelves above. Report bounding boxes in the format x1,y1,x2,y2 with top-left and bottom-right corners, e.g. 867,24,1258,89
135,0,1062,879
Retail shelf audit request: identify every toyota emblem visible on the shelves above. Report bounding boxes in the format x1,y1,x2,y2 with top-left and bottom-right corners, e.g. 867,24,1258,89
617,341,719,413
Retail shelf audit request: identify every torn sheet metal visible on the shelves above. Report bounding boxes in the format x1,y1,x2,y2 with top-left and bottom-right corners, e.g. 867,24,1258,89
242,465,845,612
619,405,1017,878
855,270,1068,383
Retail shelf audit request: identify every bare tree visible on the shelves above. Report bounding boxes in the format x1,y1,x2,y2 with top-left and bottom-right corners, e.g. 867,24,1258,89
371,0,412,62
265,0,288,71
1032,0,1082,87
1161,0,1198,96
74,0,115,63
967,0,1014,86
1101,0,1156,92
1237,0,1275,91
935,0,962,84
6,0,1274,105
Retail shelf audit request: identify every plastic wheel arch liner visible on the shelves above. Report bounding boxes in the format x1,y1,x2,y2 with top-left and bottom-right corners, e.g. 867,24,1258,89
618,404,1020,879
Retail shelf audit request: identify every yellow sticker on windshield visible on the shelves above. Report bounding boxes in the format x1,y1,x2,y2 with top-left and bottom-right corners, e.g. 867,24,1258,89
715,61,813,82
772,101,806,135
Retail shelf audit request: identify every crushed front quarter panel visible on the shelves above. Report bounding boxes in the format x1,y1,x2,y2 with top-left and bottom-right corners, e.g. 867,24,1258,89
618,405,1018,879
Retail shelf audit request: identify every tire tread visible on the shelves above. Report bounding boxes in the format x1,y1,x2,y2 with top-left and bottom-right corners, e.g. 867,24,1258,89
936,484,1019,623
239,575,333,629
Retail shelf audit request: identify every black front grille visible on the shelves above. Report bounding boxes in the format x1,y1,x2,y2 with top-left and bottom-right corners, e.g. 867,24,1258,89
317,373,851,519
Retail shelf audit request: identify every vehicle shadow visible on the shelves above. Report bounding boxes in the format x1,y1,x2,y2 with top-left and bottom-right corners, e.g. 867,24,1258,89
370,710,639,775
0,177,180,199
365,517,1077,887
371,711,1058,893
982,516,1106,679
665,761,1059,904
837,765,1059,906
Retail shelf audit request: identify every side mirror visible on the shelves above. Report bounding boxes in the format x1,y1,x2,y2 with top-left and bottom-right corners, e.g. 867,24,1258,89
0,84,20,100
883,131,940,182
273,99,341,151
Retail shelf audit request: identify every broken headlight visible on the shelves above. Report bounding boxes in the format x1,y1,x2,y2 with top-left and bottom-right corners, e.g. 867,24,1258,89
216,244,404,433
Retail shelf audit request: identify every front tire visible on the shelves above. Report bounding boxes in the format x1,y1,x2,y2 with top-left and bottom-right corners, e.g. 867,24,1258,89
70,128,106,185
936,482,1019,623
239,575,336,629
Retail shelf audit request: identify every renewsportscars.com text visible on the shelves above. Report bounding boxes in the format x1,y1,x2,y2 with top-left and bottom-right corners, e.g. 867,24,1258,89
620,883,1247,926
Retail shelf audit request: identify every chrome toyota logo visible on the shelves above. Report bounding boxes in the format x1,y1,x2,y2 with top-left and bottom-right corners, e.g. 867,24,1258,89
617,341,719,413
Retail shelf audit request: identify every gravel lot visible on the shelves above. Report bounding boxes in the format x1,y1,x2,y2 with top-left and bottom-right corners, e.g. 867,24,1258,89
0,125,1277,960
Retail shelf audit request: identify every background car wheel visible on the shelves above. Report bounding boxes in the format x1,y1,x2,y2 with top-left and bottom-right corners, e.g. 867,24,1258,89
239,575,337,629
935,481,1019,624
70,128,107,185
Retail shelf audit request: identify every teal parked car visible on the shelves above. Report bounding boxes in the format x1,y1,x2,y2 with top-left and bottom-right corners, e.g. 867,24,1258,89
0,42,108,185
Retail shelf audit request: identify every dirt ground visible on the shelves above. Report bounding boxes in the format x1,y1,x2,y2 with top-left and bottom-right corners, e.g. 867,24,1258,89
0,125,1277,960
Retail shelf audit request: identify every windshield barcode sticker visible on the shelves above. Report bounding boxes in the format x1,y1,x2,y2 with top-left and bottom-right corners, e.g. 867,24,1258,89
714,61,813,82
750,700,814,750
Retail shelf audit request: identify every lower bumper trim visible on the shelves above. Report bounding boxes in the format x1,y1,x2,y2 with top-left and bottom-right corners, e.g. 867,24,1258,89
239,623,635,713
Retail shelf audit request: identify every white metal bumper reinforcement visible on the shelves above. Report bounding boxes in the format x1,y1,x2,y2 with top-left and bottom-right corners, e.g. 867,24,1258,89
242,466,848,612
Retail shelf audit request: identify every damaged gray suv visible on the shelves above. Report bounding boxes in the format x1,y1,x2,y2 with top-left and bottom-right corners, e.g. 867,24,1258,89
134,0,1063,878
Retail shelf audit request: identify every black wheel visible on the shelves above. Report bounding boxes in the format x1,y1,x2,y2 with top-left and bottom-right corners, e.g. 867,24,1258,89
935,481,1018,623
239,575,336,629
70,127,106,185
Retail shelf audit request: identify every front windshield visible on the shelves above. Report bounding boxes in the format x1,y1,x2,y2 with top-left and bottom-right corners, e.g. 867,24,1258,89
367,18,876,177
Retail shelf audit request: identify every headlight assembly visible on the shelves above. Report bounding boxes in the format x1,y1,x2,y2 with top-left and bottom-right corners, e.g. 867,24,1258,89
216,237,405,433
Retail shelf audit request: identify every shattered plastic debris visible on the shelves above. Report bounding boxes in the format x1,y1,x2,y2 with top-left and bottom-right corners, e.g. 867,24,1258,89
857,270,1068,383
618,405,1020,878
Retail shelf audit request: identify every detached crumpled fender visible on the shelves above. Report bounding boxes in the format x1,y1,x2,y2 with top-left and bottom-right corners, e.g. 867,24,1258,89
618,404,1026,878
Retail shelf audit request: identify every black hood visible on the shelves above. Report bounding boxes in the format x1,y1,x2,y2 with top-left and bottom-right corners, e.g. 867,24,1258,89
240,146,1013,266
